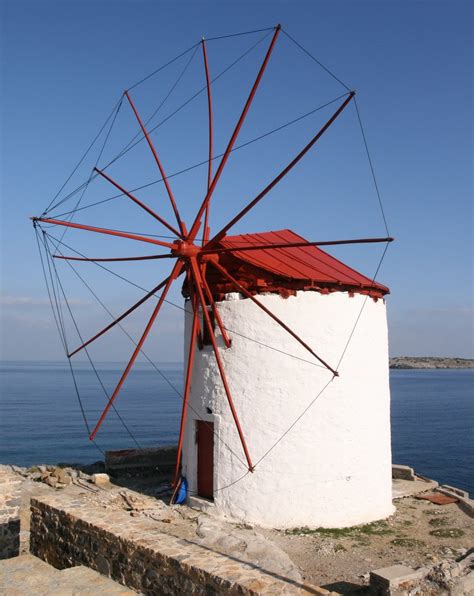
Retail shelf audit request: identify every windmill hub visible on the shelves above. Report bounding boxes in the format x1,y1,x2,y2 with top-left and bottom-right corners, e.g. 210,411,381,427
172,240,200,258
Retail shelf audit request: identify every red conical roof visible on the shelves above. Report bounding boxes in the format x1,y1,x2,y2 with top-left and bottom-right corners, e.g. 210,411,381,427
215,229,389,298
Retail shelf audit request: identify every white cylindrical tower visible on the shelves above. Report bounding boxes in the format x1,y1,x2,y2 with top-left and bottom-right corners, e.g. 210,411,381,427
181,230,393,529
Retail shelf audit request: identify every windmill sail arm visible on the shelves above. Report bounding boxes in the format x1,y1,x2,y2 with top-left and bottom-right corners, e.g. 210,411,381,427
67,273,179,357
189,257,254,471
199,269,232,348
210,260,338,376
173,298,200,487
33,217,174,249
188,25,282,242
53,253,175,263
89,259,184,441
206,92,355,248
202,236,394,255
94,167,182,239
201,37,213,244
124,90,186,236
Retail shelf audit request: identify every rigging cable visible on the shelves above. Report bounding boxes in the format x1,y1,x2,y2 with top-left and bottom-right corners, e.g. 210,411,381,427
42,96,123,216
48,92,350,220
34,225,105,456
53,241,249,470
44,30,273,215
282,29,352,92
50,95,124,255
42,229,328,371
353,97,390,236
128,26,275,90
42,232,143,450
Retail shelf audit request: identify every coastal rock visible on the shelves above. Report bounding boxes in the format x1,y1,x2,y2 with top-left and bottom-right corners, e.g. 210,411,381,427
195,514,302,582
389,356,474,369
91,473,110,485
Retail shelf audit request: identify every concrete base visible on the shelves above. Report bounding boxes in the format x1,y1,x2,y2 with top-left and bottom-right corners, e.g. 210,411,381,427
392,476,438,499
370,565,427,595
187,495,216,513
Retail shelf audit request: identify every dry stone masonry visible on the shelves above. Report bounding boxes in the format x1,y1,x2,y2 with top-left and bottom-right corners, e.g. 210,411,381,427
0,466,22,559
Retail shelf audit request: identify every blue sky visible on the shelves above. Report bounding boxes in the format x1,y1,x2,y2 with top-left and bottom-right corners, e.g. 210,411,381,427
1,0,472,362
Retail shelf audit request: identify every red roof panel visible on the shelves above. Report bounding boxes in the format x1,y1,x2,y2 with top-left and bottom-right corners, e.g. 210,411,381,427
217,229,389,295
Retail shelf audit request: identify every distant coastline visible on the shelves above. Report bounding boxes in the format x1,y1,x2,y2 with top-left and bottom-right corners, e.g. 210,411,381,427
389,356,474,369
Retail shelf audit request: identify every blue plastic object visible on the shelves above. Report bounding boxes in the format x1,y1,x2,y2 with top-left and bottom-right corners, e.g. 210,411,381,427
175,476,188,504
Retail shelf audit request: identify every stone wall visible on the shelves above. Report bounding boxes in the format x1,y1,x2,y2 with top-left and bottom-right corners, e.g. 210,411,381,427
0,466,22,559
30,492,324,595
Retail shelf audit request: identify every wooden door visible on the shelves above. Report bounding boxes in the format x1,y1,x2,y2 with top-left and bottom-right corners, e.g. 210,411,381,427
197,420,214,499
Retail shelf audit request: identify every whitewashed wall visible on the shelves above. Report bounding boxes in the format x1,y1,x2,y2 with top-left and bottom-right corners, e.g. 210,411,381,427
181,290,394,528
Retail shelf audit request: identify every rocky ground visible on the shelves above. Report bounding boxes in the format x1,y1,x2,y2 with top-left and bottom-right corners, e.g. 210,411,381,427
389,357,474,369
3,463,473,594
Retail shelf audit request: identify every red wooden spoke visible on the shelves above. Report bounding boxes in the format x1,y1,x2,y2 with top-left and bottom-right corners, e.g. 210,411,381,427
89,260,184,441
34,217,174,249
206,92,355,247
201,38,213,245
188,25,281,242
124,91,186,236
202,236,394,255
210,260,338,376
53,254,175,263
195,264,232,348
173,298,199,487
189,257,254,471
68,273,179,357
187,270,204,349
94,167,182,238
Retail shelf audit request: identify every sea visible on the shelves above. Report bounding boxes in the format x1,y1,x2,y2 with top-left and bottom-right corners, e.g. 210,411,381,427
0,362,472,494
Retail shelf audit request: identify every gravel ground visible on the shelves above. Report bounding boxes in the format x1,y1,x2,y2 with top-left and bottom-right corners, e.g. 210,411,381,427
10,465,474,593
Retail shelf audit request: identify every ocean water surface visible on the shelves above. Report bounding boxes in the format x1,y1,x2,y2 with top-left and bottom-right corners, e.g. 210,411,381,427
0,362,472,494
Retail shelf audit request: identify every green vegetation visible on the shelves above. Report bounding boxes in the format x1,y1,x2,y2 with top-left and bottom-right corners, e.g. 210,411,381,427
429,528,465,538
428,517,449,527
286,520,393,538
334,544,347,553
391,538,426,548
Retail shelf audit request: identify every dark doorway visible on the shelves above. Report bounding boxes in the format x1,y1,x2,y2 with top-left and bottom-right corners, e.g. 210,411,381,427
196,420,214,499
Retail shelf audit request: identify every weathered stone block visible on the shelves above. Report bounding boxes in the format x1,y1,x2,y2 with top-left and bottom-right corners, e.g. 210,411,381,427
391,464,415,481
370,565,426,595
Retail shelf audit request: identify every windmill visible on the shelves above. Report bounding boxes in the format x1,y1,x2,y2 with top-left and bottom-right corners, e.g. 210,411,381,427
33,25,394,527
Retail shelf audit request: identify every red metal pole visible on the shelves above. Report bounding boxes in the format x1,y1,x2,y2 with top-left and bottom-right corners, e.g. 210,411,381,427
188,25,281,242
68,273,178,357
172,299,199,486
210,260,338,376
124,91,186,236
53,254,175,263
186,270,204,349
89,261,184,441
206,92,355,247
201,37,213,245
202,236,394,255
189,257,254,471
94,167,182,238
34,217,174,249
195,263,232,348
